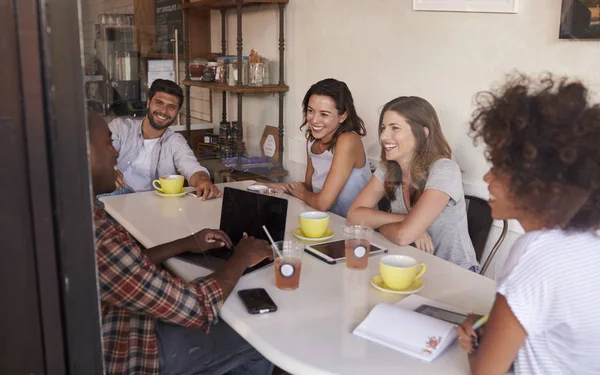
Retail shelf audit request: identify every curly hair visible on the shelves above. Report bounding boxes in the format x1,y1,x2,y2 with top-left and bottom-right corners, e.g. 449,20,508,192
300,78,366,151
379,96,452,205
470,73,600,232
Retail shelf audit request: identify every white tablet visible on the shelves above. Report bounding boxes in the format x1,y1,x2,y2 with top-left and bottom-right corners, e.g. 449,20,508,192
304,240,388,265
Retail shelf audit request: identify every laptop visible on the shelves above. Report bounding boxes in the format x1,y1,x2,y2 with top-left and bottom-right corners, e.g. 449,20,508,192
177,187,288,274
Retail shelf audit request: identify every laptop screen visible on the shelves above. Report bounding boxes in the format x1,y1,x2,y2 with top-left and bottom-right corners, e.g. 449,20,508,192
177,187,288,274
219,187,288,244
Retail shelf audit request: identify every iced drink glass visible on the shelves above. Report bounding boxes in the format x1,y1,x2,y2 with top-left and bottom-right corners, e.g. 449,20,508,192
273,240,304,290
344,225,374,270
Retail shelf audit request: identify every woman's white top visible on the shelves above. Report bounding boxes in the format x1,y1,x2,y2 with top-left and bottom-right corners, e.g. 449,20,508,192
497,229,600,375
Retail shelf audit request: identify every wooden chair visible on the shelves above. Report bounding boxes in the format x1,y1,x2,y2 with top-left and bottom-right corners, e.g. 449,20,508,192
464,195,508,275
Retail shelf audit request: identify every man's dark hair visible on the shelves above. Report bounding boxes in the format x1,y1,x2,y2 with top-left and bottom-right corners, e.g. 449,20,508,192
148,79,184,109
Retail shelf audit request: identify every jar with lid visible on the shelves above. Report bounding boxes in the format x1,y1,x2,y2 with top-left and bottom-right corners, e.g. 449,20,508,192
229,121,240,142
219,121,230,147
201,62,218,82
215,58,227,83
227,57,249,86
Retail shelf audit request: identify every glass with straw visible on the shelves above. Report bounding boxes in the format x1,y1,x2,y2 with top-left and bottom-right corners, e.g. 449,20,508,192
262,226,304,290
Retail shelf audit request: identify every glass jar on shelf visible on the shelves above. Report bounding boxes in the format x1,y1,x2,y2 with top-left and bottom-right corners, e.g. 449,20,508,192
201,62,218,82
227,57,249,86
215,59,226,83
249,62,264,87
261,58,270,85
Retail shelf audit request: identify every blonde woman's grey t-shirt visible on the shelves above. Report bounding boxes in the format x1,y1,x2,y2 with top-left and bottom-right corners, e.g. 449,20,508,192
374,158,479,271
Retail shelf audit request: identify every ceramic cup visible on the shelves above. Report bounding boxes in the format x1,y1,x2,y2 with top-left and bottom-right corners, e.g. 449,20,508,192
152,175,184,194
298,211,330,238
379,255,426,291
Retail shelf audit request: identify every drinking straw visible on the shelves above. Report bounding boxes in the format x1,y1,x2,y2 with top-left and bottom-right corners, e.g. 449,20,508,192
262,225,284,259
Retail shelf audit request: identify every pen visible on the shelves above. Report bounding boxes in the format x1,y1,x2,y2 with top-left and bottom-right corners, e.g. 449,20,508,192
470,315,488,352
472,315,488,330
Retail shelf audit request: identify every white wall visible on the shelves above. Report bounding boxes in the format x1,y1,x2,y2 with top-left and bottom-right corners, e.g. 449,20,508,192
80,0,600,279
210,0,600,278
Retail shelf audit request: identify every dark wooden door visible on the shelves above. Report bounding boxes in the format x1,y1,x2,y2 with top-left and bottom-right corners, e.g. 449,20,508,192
0,0,104,373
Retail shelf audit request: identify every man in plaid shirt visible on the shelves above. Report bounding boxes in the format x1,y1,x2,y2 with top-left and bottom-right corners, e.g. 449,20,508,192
89,111,274,375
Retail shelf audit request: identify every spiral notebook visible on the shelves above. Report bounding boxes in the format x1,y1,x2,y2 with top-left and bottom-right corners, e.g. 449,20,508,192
352,295,467,363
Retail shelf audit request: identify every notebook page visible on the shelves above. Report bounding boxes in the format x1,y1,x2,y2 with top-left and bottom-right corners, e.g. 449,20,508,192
353,303,457,362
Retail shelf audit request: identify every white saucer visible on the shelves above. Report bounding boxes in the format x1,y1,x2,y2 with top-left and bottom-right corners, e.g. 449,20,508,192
293,227,335,242
370,274,424,295
155,190,187,198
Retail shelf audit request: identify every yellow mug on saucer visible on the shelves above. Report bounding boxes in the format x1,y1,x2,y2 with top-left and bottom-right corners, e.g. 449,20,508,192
379,255,426,291
152,175,184,194
298,211,330,238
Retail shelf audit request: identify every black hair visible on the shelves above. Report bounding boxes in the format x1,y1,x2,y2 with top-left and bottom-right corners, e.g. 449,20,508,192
300,78,366,150
148,79,184,109
470,73,600,231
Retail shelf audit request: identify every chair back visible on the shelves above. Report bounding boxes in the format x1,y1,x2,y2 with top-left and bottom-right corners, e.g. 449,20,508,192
379,193,506,275
464,195,493,262
378,195,391,213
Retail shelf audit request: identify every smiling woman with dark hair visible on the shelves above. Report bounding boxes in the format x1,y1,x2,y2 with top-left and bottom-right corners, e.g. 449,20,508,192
261,78,372,218
456,74,600,375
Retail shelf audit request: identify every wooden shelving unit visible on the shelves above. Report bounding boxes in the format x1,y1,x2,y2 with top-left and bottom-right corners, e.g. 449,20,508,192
182,80,289,93
183,0,288,10
181,0,289,179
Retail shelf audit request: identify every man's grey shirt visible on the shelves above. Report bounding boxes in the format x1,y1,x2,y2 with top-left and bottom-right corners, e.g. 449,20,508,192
109,117,209,190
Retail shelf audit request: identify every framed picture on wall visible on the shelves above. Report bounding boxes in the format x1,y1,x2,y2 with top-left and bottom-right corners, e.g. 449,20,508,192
560,0,600,39
413,0,519,14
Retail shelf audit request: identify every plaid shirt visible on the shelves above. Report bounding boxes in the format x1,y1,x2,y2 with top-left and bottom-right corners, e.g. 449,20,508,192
94,205,223,374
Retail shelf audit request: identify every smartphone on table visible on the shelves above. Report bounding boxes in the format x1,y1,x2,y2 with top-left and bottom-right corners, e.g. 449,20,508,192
238,288,278,314
414,304,467,325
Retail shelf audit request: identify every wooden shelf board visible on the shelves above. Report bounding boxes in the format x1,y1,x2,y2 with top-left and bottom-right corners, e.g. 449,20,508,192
183,0,288,9
142,52,214,59
183,80,289,93
197,142,220,147
142,52,181,59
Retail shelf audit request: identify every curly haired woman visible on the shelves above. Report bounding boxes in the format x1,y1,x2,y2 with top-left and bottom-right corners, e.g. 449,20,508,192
457,74,600,375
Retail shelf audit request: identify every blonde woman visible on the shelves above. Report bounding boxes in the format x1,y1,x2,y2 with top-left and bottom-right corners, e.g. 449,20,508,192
347,96,478,270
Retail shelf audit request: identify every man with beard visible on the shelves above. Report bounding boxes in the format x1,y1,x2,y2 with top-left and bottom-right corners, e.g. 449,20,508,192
108,79,220,199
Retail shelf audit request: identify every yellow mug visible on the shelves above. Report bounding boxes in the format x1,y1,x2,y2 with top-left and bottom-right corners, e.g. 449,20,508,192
152,175,184,194
379,255,426,291
298,211,330,238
